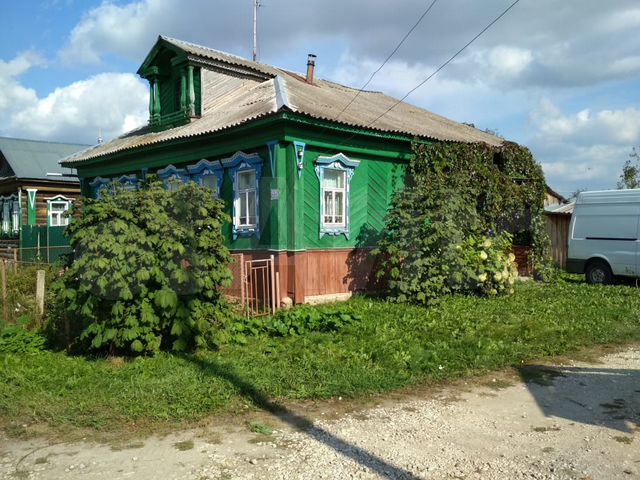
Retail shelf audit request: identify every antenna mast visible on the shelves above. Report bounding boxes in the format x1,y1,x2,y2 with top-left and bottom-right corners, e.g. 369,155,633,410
252,0,261,61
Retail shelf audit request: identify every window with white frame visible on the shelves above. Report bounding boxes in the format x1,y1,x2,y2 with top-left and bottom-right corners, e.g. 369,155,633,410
49,200,70,226
1,201,9,234
235,169,257,227
11,200,19,233
314,153,360,239
322,169,346,226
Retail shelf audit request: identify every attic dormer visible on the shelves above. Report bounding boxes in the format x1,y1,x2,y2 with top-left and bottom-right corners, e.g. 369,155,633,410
137,38,202,131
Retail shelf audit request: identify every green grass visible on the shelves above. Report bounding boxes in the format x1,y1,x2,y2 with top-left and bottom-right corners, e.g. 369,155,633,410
1,278,640,434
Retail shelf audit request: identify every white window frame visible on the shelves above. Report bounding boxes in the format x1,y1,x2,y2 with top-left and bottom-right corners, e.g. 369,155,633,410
45,195,72,227
11,198,19,234
314,153,360,239
234,169,258,228
321,169,347,228
1,199,10,235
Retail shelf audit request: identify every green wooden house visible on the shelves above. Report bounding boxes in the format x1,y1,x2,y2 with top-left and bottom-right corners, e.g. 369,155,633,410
61,36,501,304
0,137,87,262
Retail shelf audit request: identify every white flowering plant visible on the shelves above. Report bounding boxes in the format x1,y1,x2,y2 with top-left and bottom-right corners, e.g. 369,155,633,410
456,233,519,297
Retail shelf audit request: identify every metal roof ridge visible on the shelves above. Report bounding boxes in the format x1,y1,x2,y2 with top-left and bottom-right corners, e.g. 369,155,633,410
274,75,291,111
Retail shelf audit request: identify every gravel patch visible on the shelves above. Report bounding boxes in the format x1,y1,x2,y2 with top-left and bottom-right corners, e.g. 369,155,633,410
2,347,639,479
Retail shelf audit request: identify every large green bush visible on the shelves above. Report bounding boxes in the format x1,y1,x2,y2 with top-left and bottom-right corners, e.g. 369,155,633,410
51,180,234,355
376,141,549,304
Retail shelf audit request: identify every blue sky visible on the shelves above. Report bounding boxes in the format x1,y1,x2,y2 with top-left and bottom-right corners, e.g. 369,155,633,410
1,0,640,198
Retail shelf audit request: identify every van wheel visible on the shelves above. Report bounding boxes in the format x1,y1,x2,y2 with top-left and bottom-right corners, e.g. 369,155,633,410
585,260,613,285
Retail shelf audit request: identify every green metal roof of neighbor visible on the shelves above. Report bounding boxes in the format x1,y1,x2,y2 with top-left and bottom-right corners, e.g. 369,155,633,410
0,137,88,183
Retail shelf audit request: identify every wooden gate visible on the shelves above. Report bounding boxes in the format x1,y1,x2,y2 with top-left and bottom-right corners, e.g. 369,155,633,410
221,253,279,317
244,255,278,317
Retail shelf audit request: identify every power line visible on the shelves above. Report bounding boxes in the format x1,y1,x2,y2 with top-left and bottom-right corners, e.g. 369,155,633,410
360,0,521,134
334,0,439,121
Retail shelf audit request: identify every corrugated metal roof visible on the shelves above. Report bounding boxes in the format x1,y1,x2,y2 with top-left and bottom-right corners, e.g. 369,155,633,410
0,137,87,182
544,202,575,214
62,37,502,165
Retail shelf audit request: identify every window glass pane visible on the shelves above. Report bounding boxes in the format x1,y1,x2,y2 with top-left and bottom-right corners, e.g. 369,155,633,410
202,174,218,195
247,190,256,225
51,215,59,226
322,169,344,189
239,193,248,225
238,170,255,190
335,191,344,220
324,191,333,220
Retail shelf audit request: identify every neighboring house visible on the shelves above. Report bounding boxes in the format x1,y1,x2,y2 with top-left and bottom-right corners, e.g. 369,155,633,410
544,185,573,269
0,137,88,261
544,185,568,208
61,35,502,304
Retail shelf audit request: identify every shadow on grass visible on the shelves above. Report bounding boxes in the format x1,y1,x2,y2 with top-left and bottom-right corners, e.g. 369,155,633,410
518,365,640,433
190,356,422,479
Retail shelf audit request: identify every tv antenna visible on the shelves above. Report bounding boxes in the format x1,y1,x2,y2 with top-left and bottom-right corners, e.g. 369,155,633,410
253,0,262,61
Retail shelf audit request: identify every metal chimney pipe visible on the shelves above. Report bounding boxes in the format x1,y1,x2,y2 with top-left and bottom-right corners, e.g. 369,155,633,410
306,54,316,84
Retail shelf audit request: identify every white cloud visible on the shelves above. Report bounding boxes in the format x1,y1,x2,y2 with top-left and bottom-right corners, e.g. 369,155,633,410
530,99,640,146
0,53,44,119
5,73,148,144
528,99,640,193
58,0,640,89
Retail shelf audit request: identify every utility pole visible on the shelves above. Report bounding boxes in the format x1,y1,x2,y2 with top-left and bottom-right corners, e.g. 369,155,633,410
252,0,260,61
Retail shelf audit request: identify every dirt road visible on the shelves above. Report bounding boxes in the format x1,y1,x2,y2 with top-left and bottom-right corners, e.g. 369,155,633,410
1,346,639,479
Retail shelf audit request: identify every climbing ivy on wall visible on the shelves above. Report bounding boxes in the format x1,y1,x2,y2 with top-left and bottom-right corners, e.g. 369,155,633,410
375,141,552,304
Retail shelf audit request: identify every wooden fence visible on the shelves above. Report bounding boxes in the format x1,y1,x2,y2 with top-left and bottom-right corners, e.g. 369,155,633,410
546,213,571,269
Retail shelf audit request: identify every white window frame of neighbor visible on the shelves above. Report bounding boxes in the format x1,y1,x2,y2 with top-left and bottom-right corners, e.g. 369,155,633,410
314,153,360,239
46,196,72,227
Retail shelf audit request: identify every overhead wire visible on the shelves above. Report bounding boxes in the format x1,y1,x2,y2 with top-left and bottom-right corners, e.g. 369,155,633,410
334,0,439,121
336,0,522,146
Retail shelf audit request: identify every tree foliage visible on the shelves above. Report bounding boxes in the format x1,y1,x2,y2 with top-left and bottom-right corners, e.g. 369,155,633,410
52,180,234,355
617,147,640,189
375,141,550,304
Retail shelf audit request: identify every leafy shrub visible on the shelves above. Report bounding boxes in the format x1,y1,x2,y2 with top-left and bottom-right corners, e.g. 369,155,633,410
0,321,47,353
52,180,234,355
217,305,360,344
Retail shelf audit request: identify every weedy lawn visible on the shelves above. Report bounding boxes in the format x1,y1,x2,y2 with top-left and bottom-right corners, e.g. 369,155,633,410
2,277,639,434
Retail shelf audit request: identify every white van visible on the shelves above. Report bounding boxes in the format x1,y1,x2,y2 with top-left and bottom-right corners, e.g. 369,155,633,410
567,189,640,284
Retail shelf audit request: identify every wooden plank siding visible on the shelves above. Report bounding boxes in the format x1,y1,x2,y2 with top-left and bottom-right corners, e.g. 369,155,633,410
19,186,80,227
301,146,406,251
546,213,570,269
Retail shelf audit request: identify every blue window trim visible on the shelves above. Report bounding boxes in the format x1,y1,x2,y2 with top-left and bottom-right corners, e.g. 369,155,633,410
89,176,111,199
187,159,223,197
314,153,360,239
157,164,189,189
117,174,139,191
227,152,263,240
